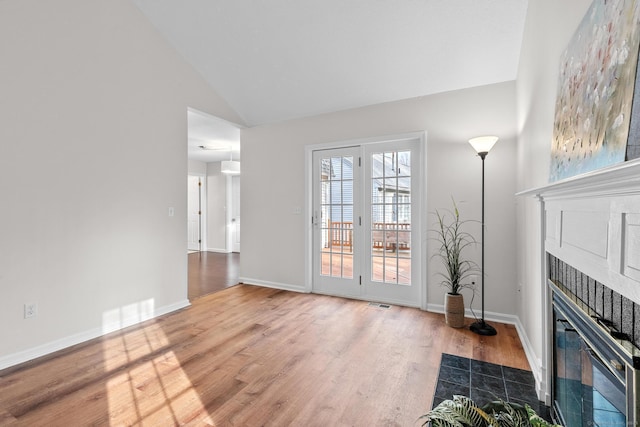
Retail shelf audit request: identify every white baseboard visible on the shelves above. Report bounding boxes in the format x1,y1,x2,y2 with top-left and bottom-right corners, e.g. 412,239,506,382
204,247,231,253
426,303,517,325
238,277,306,293
0,299,190,371
511,317,545,402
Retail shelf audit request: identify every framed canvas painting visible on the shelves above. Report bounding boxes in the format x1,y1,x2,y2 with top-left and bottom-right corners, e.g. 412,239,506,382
549,0,640,182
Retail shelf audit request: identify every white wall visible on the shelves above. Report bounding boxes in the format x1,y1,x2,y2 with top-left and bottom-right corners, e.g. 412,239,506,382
206,162,228,252
0,0,243,368
241,82,519,316
515,0,592,392
188,160,207,176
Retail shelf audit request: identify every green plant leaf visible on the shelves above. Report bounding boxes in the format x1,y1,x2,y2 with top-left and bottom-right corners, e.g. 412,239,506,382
420,396,558,427
430,199,479,294
526,404,561,427
420,395,497,427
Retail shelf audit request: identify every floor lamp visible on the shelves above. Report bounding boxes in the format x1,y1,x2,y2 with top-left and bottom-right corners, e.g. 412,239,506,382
468,136,498,336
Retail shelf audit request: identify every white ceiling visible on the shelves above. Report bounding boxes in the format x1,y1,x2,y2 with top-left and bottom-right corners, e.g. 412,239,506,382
134,0,529,128
187,109,241,163
136,1,528,163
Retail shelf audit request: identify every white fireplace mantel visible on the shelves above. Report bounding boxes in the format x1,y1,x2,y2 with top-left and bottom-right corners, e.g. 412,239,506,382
518,158,640,305
518,158,640,201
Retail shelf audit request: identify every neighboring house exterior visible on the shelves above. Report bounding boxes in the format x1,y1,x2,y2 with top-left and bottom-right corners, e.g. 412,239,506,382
321,151,412,251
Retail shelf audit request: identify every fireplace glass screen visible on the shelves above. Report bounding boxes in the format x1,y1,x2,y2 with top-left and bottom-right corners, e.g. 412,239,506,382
554,304,626,426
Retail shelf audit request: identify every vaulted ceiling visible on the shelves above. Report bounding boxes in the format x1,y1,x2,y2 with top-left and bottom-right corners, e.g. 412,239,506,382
133,0,529,128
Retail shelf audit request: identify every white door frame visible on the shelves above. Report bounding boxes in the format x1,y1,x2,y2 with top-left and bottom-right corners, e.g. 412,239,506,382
229,174,241,253
304,131,428,310
188,173,206,251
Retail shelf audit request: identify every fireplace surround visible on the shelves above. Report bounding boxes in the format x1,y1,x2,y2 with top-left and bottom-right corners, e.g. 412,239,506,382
519,159,640,426
548,256,640,350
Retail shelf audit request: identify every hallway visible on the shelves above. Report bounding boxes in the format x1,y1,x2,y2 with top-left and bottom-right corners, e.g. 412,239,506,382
188,251,240,300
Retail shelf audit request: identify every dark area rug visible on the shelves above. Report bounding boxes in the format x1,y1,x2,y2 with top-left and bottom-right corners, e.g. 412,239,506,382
432,354,551,420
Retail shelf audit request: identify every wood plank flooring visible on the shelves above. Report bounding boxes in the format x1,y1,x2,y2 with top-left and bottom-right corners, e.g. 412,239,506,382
0,285,530,426
188,251,239,300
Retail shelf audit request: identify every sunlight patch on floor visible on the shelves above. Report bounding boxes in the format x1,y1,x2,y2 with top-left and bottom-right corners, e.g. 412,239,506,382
102,321,215,425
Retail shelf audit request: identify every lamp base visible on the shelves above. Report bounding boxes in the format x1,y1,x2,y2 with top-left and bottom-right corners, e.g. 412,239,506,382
470,319,497,336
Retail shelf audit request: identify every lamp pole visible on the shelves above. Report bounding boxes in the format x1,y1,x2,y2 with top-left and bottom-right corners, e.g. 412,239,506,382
468,136,497,336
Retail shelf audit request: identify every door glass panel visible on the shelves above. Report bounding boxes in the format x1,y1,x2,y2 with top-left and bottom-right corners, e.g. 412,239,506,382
370,150,411,285
320,155,354,279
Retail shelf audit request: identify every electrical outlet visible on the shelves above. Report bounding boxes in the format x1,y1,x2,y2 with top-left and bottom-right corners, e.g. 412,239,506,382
24,303,37,319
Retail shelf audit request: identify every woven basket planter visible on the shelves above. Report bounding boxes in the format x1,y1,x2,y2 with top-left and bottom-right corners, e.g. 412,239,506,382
444,293,465,328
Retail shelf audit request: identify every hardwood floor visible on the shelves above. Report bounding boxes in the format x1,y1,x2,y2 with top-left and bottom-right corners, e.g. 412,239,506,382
188,251,240,300
0,285,531,426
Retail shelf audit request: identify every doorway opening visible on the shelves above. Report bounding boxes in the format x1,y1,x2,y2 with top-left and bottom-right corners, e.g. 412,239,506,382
187,108,243,299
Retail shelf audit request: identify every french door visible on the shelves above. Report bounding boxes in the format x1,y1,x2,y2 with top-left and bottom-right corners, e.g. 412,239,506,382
312,138,422,306
312,147,361,296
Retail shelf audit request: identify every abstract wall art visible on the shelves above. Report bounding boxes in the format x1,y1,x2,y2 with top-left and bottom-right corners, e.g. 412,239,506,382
549,0,640,182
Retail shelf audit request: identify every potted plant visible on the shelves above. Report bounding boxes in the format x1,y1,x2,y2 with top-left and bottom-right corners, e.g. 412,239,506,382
419,395,560,427
432,201,477,328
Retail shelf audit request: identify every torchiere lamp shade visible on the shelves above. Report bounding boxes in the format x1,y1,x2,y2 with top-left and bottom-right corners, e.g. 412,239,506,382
468,136,498,155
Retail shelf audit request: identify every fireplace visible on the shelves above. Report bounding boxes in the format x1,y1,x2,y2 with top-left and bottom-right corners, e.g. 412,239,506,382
548,257,639,426
518,160,640,426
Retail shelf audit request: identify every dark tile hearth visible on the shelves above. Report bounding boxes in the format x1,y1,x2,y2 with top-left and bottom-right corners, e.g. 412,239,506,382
433,354,550,420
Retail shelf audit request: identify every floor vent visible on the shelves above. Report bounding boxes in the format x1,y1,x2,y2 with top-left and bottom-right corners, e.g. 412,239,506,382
368,302,392,309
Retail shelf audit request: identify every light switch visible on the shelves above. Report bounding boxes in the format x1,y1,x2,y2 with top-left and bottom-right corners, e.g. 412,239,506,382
168,207,175,217
292,206,302,215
